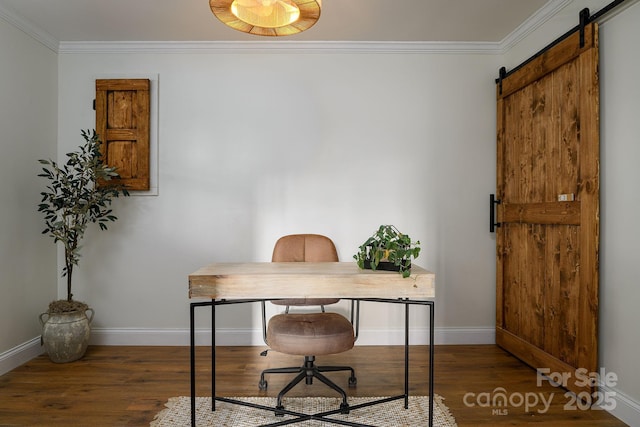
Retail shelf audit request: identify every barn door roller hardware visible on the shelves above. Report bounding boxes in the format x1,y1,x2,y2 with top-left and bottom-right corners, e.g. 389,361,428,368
579,8,590,48
495,0,629,85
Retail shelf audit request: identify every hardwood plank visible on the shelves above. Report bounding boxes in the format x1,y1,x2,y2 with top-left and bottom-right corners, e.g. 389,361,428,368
501,201,581,225
105,129,138,141
0,345,626,426
524,224,545,348
96,79,150,91
502,223,520,336
576,34,600,382
499,24,596,98
495,97,505,330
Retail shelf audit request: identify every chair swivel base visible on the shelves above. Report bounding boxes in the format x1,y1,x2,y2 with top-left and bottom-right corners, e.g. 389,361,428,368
259,356,357,416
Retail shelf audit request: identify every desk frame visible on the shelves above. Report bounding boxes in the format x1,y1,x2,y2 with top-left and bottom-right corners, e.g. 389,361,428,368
190,297,434,427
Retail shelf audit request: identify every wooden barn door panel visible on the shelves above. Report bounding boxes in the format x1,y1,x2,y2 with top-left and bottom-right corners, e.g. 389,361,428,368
496,23,599,395
95,78,150,191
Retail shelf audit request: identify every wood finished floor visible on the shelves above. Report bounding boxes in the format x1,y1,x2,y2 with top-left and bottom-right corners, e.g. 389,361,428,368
0,345,628,426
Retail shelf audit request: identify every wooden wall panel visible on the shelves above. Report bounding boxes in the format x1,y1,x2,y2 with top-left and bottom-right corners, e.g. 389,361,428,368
96,79,150,191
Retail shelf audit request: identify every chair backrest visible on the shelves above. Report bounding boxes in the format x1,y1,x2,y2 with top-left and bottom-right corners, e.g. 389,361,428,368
271,234,339,263
271,234,339,307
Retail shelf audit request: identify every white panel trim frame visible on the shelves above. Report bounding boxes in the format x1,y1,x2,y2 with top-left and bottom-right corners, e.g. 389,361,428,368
0,338,43,376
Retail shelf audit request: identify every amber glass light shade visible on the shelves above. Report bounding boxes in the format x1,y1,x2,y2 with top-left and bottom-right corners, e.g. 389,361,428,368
210,0,321,36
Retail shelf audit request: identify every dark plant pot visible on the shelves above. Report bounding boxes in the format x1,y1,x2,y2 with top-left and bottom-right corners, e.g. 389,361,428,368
363,259,411,272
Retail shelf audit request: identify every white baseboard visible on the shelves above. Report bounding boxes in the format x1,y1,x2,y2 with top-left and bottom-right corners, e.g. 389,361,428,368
598,382,640,427
0,328,496,371
434,327,496,345
89,328,192,346
2,326,486,376
87,326,495,346
0,337,44,376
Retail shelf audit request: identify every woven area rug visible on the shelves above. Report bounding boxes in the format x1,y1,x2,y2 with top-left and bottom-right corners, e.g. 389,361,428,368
151,395,457,427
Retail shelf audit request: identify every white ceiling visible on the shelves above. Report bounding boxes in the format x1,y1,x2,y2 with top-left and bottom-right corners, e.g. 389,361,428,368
0,0,550,43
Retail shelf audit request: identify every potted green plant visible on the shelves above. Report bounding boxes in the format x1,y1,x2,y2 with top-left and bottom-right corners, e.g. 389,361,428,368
37,129,129,363
353,225,421,278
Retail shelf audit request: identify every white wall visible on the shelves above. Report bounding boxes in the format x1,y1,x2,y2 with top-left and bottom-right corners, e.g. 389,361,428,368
599,2,640,422
0,17,57,371
56,49,499,345
504,0,640,424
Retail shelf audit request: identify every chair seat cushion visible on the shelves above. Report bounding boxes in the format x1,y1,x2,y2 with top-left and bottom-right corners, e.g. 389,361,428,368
267,312,355,356
271,298,340,307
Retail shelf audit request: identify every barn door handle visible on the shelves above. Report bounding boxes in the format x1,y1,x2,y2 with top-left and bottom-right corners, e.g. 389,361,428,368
490,194,501,233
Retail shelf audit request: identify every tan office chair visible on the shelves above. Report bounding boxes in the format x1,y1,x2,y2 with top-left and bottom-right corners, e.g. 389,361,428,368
260,234,357,415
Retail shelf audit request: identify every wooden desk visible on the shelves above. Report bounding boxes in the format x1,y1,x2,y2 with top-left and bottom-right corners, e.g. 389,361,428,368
189,262,435,299
188,262,435,426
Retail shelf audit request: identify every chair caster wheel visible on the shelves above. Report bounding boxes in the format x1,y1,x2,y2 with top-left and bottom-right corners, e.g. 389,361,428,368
258,379,268,390
340,403,350,414
275,405,285,417
348,376,357,387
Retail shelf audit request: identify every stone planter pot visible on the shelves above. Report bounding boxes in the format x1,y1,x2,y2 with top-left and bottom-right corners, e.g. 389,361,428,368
39,308,94,363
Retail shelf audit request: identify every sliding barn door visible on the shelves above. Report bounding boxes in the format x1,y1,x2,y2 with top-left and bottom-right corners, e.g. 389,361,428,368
495,23,599,395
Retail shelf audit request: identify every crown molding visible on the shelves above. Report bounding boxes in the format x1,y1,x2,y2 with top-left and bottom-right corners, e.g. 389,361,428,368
499,0,572,53
57,40,502,55
0,3,58,52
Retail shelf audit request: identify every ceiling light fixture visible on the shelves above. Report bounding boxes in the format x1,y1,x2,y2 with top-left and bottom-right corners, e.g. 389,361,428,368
209,0,322,37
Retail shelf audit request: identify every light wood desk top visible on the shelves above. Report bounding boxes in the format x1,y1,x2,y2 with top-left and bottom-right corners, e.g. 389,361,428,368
189,262,435,300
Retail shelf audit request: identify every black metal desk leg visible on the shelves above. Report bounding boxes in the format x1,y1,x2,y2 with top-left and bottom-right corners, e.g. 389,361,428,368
212,299,216,412
429,302,434,427
190,300,215,427
190,303,196,427
404,302,410,409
